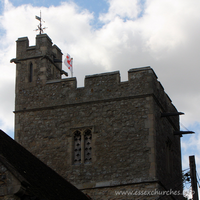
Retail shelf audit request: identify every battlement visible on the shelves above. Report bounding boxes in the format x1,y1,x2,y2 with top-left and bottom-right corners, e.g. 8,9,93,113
46,66,157,91
15,34,63,61
15,66,174,115
12,34,174,113
47,66,157,88
16,35,62,58
12,34,67,89
16,34,53,57
85,71,120,87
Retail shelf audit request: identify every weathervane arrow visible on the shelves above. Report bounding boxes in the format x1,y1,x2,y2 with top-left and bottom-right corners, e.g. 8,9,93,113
34,11,47,34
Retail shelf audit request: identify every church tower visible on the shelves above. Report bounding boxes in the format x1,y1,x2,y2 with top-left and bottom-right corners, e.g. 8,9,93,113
12,34,183,200
15,34,64,85
12,34,68,139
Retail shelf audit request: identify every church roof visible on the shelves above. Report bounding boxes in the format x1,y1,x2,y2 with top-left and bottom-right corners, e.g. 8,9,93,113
0,129,90,200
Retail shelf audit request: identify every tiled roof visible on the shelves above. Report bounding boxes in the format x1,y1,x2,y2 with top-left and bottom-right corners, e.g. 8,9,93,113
0,129,90,200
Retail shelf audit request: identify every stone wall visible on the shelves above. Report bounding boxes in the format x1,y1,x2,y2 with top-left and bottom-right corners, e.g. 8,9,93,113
15,34,63,93
154,99,182,192
14,67,181,191
16,96,151,184
82,182,182,200
13,34,183,199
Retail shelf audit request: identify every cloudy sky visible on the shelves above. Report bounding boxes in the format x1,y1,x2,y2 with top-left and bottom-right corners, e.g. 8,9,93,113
0,0,200,193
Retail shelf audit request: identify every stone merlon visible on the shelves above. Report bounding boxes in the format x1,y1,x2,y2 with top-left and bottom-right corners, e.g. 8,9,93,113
14,66,175,115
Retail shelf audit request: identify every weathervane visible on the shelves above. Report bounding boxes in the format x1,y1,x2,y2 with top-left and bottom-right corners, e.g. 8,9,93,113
35,11,47,34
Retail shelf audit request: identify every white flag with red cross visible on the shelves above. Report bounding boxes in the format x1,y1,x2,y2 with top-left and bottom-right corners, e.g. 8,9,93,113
64,54,73,76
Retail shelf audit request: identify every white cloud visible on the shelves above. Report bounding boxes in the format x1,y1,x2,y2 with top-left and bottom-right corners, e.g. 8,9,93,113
0,0,200,150
99,0,140,22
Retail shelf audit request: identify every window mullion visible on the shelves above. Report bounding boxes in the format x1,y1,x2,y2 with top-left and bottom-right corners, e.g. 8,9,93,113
81,132,84,164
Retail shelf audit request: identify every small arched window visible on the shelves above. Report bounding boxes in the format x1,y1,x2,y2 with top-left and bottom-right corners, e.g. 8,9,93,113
74,130,81,165
29,63,33,82
73,128,93,165
84,129,92,164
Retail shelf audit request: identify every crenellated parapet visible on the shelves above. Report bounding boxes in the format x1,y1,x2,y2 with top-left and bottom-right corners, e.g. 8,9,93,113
11,34,67,93
14,66,176,117
16,34,57,59
85,71,120,87
11,34,175,115
14,34,61,62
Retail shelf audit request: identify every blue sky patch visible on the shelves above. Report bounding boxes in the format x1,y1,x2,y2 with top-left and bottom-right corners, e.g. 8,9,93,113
137,0,146,18
1,0,109,28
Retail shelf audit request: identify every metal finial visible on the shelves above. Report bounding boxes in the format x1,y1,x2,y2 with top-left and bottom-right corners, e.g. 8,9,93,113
35,11,47,34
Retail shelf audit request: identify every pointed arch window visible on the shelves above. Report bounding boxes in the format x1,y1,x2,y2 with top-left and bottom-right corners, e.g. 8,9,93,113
73,128,92,165
29,62,33,82
84,129,92,164
74,130,81,165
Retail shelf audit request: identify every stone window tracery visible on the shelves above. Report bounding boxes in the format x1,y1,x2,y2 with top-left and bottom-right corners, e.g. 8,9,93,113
73,128,92,165
74,130,81,165
84,129,92,164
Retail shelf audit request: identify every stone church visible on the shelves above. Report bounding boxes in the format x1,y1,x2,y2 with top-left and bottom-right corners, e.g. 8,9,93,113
1,34,184,199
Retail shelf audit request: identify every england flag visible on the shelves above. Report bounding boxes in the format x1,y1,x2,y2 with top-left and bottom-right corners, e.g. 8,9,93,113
64,54,73,77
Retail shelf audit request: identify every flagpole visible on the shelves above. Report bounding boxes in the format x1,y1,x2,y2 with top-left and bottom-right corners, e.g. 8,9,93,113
40,11,42,34
71,58,73,77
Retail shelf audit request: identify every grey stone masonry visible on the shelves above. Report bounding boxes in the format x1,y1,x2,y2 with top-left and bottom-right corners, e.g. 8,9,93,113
0,162,21,200
12,34,183,200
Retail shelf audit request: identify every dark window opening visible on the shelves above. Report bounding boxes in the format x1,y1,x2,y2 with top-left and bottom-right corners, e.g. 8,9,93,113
84,129,92,164
73,128,92,165
74,130,81,165
29,63,33,82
